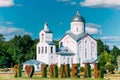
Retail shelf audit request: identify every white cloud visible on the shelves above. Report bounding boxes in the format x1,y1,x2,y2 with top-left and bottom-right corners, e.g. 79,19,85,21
6,21,14,25
100,36,120,49
85,23,102,34
15,4,23,7
80,0,120,9
70,1,76,5
0,26,32,41
57,0,77,5
57,0,69,2
100,36,120,41
0,0,14,7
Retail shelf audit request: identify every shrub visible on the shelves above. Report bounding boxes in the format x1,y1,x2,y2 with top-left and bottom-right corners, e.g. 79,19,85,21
80,67,84,72
105,64,115,73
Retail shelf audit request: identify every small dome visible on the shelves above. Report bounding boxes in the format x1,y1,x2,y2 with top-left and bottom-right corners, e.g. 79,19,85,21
71,11,85,22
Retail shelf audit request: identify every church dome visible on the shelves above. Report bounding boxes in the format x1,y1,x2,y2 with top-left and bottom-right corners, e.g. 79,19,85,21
71,11,85,22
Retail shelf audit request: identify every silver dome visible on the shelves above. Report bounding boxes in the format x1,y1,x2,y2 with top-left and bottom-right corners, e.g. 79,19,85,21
71,11,85,22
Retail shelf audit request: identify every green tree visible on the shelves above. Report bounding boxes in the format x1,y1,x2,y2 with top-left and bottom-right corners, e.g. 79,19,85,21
0,34,12,68
99,51,114,67
110,46,120,66
105,63,115,73
117,56,120,70
96,39,104,55
8,35,23,64
8,35,35,64
53,40,59,49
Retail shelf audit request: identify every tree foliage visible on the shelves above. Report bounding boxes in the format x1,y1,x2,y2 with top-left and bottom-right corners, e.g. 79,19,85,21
98,51,114,67
96,39,104,55
105,63,115,73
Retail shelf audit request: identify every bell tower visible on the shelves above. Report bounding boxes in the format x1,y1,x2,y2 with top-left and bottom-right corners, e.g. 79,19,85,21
39,23,53,42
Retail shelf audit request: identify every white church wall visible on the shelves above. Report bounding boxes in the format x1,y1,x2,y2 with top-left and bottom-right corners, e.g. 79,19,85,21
59,35,77,53
45,33,52,41
57,55,74,67
82,36,97,62
49,54,58,65
39,30,45,42
71,22,84,34
37,42,50,64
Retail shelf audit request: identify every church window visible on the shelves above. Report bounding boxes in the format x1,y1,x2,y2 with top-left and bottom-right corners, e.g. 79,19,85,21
38,47,40,54
85,41,87,58
77,27,78,32
51,47,53,53
42,47,44,53
79,58,80,63
67,58,69,64
92,46,94,52
60,42,63,48
37,66,39,69
71,58,73,64
85,49,87,58
45,47,47,53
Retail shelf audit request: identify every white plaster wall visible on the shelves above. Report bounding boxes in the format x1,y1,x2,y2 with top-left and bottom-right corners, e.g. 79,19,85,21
57,55,74,67
37,42,49,64
45,33,52,41
59,35,77,53
78,35,97,67
71,22,84,34
49,54,58,65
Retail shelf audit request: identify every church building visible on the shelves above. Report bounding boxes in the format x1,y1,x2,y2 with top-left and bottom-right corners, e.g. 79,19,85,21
36,11,98,67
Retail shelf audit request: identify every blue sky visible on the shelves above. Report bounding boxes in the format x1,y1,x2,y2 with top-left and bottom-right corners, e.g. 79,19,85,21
0,0,120,49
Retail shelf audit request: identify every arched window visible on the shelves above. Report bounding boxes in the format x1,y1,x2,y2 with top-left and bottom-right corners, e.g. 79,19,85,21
85,49,87,58
60,42,63,48
77,27,78,32
79,58,80,63
42,47,44,53
45,47,47,53
51,47,53,53
67,58,69,64
85,41,87,58
38,47,40,54
71,58,73,65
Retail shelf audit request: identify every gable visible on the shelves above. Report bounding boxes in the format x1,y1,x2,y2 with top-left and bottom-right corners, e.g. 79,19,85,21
59,34,76,44
79,34,96,45
59,32,87,42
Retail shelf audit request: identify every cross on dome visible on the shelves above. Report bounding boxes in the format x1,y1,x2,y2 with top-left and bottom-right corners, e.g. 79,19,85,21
71,11,85,22
76,11,80,16
44,22,49,31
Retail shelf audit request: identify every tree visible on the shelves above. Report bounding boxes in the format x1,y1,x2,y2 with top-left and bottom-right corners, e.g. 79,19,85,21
105,63,115,73
104,44,110,53
117,56,120,70
53,40,59,49
96,39,104,55
8,35,36,64
0,34,5,41
98,51,114,67
8,35,23,64
110,46,120,66
0,34,12,68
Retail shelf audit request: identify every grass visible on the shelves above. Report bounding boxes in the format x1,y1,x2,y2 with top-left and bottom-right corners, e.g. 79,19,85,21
0,73,103,80
0,72,120,80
